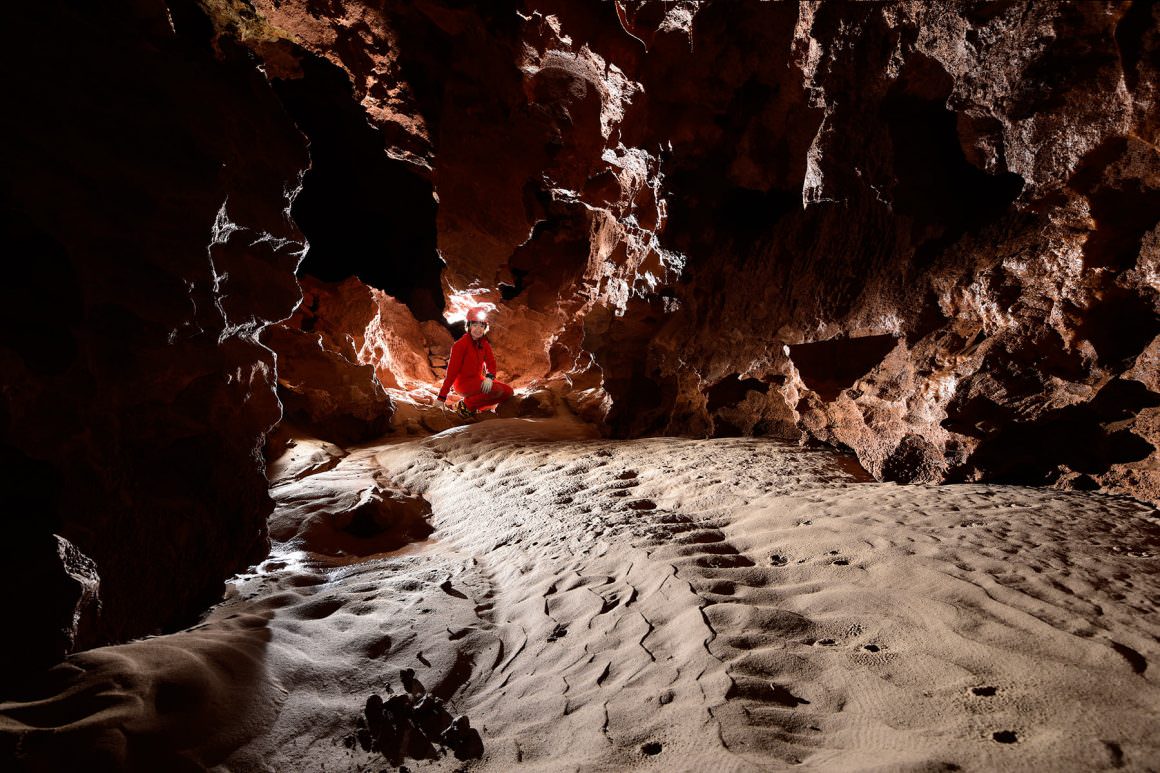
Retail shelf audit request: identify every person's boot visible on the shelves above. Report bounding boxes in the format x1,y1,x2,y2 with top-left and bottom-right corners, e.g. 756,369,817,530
456,402,477,419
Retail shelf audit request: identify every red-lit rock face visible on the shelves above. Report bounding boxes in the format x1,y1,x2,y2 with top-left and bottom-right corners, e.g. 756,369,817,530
247,1,1157,501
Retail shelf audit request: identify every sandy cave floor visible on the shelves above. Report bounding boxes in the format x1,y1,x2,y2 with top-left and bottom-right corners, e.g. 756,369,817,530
3,416,1160,772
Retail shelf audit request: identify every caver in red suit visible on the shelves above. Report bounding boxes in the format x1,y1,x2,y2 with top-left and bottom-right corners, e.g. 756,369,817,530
437,307,514,414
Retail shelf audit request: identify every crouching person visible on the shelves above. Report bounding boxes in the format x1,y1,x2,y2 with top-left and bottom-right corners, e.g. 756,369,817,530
437,306,514,418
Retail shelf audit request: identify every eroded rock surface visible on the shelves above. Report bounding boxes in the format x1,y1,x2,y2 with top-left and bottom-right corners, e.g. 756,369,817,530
243,0,1158,502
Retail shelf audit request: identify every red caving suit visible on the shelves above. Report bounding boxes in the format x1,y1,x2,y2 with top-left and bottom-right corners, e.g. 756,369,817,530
438,334,514,411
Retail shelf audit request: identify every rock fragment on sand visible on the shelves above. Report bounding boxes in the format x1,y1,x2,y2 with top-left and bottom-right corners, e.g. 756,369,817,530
357,673,484,767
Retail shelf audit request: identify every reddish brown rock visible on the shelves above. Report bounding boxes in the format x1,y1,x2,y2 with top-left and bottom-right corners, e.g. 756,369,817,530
362,288,441,392
228,0,1158,505
290,276,380,363
265,276,406,444
264,323,394,445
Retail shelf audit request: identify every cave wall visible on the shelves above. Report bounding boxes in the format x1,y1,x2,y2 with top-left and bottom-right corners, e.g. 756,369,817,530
1,0,308,688
79,0,1159,495
240,0,1157,501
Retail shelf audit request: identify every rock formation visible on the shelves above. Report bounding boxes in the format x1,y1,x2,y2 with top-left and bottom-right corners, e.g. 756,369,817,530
249,0,1158,500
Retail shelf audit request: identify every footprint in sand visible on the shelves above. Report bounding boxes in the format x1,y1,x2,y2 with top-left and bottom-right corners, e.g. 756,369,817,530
364,635,392,659
702,580,737,597
291,597,345,620
1109,641,1147,674
678,530,726,545
439,579,469,599
693,553,755,569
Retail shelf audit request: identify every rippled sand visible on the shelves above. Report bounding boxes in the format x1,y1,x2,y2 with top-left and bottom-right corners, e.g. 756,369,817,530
3,417,1158,771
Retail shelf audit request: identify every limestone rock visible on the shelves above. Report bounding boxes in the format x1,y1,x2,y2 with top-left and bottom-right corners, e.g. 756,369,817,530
264,324,394,445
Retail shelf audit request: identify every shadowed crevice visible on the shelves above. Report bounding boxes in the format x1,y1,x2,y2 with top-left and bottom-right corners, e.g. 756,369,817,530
789,335,899,402
274,55,444,321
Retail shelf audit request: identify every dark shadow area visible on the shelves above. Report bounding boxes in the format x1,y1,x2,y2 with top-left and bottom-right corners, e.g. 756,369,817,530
587,301,678,438
1076,286,1160,369
507,203,594,309
908,288,951,342
789,335,899,402
963,0,1020,26
274,56,444,321
707,375,770,412
1,441,79,698
388,2,522,140
947,378,1160,483
719,186,802,256
0,206,82,376
661,167,800,266
1115,0,1154,91
1082,181,1160,271
605,362,680,439
3,0,300,663
0,610,276,770
499,267,530,301
882,71,1024,267
1070,136,1160,273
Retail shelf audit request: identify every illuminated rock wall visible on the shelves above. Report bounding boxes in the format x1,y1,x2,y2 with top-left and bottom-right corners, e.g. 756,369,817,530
248,0,1158,499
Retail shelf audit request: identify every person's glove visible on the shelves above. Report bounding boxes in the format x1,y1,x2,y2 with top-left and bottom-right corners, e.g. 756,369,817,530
437,395,447,403
481,377,493,393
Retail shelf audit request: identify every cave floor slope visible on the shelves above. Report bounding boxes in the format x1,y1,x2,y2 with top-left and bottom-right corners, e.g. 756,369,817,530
3,418,1159,772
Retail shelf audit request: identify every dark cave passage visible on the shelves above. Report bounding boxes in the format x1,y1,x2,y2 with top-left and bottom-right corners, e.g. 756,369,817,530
274,55,444,322
882,84,1025,266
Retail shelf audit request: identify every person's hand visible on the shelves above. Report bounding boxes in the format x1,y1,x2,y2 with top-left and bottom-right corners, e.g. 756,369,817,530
437,395,447,403
481,377,493,393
